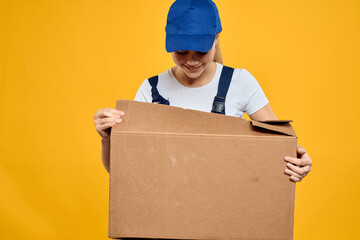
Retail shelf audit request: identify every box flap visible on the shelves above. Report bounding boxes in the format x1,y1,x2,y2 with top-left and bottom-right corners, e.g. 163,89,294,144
251,120,297,137
112,100,296,138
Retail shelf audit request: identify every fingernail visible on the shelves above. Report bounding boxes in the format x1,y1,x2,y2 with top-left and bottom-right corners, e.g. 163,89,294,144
287,163,291,167
116,119,122,122
284,156,289,161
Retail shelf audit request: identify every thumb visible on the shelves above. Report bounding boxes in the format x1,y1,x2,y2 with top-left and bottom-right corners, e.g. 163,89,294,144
297,147,306,156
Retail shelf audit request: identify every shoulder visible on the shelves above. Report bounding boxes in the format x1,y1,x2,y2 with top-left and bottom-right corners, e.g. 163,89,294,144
134,67,174,102
140,68,172,88
224,65,266,99
147,68,174,86
222,65,259,87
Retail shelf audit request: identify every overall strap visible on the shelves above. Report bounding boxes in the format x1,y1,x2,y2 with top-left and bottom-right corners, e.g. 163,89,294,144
211,66,235,115
148,75,170,105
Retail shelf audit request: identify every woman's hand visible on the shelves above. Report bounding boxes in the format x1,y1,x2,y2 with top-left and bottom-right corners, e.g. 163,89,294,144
94,108,125,139
284,145,312,182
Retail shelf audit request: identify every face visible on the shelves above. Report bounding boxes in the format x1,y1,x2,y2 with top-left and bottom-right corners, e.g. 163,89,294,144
171,36,218,79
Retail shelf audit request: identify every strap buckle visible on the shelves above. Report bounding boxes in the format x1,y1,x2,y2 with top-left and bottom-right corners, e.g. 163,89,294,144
211,96,225,114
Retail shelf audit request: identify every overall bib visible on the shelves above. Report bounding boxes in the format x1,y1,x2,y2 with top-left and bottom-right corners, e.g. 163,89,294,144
148,66,235,115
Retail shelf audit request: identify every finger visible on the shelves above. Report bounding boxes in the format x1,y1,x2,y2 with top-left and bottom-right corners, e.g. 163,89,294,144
97,122,116,132
94,109,117,120
286,162,309,176
94,110,104,120
284,156,312,167
95,108,124,119
289,175,302,182
297,147,306,155
97,117,122,125
284,168,304,179
105,108,125,116
304,165,311,174
297,148,311,162
102,110,122,119
301,152,311,161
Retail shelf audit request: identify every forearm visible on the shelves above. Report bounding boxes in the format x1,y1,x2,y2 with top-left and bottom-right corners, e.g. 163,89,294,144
101,137,110,173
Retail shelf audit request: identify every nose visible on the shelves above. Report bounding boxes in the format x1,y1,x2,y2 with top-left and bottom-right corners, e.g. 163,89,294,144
186,51,199,66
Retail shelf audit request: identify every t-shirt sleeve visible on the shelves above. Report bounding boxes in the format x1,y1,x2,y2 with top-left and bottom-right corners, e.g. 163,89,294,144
242,70,269,115
134,79,152,103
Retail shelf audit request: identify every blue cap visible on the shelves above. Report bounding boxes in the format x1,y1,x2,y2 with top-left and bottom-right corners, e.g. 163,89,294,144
165,0,222,53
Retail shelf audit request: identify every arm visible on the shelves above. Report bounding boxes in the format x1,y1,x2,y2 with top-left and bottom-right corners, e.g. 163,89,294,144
94,108,124,174
249,104,312,182
97,79,153,173
248,103,278,121
101,137,110,173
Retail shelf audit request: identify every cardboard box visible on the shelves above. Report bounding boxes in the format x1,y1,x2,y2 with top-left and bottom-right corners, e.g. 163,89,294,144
109,100,297,240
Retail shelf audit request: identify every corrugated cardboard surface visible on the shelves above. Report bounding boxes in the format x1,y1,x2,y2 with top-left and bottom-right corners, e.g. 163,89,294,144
109,100,297,240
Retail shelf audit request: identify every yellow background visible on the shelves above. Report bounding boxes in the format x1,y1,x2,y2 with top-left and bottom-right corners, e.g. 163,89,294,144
1,0,359,239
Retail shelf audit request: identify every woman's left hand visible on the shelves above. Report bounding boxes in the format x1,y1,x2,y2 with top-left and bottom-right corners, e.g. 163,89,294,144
284,145,312,182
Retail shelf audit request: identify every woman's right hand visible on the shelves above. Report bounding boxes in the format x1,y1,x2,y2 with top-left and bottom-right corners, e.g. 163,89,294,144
94,108,125,139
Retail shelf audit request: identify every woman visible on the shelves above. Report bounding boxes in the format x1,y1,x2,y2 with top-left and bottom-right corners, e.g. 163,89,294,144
94,0,312,182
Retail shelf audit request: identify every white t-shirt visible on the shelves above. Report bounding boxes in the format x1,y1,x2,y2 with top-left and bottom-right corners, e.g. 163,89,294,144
134,62,269,118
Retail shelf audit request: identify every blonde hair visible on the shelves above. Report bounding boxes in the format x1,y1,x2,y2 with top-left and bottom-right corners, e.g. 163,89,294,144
213,33,223,64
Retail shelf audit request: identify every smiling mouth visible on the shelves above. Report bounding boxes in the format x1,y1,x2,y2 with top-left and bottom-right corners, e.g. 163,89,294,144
184,64,202,72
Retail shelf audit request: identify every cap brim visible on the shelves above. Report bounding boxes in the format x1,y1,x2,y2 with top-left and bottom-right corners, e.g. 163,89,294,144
166,34,215,53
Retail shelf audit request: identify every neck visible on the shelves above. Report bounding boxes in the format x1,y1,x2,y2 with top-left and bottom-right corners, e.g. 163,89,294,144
172,62,217,88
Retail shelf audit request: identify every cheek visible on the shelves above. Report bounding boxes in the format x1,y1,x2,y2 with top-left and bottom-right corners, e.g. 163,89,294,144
201,53,214,64
205,54,213,62
201,48,215,63
172,54,183,65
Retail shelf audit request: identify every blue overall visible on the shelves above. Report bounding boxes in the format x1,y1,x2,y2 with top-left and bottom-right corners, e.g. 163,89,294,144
148,66,235,115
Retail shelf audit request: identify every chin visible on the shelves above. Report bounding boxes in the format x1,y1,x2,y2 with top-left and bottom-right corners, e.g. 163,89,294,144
185,72,202,79
183,66,205,79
